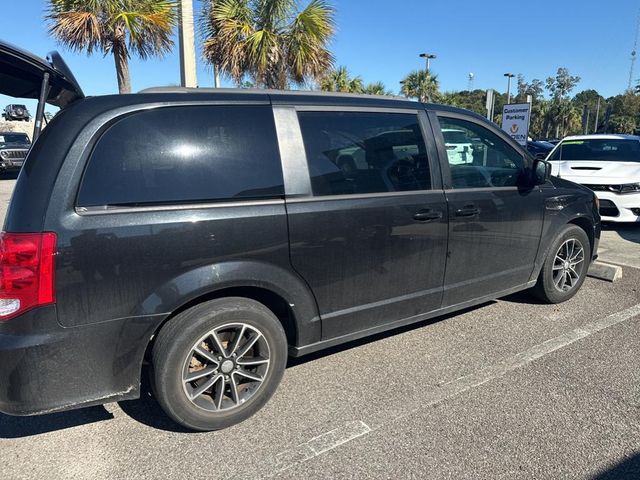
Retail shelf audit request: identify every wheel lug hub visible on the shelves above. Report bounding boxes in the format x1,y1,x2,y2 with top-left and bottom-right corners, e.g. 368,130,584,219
220,359,235,374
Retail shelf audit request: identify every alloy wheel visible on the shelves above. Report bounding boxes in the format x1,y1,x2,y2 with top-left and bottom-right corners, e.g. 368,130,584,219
182,323,270,412
552,238,585,292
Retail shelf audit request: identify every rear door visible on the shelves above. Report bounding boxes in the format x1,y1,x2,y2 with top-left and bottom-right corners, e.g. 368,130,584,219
277,106,448,339
431,111,543,307
51,104,291,327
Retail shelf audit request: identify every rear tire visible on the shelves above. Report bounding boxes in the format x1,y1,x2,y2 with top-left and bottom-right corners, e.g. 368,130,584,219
531,225,590,304
152,297,287,431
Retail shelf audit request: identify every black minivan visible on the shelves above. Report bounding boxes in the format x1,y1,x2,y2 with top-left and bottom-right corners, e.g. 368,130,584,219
0,42,600,431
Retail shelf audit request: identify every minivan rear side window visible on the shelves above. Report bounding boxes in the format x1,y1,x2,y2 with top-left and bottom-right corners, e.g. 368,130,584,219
77,105,284,208
297,111,431,196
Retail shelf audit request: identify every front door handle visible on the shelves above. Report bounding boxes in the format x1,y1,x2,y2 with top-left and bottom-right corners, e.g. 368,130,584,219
455,206,480,217
413,210,443,222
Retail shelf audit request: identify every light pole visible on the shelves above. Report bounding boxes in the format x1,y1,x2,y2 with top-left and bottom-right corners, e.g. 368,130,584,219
504,72,515,104
178,0,198,88
419,53,437,73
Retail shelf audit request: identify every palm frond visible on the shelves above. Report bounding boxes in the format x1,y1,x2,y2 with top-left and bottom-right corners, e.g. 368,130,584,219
46,0,176,58
200,0,334,88
319,66,363,93
401,69,440,102
285,0,335,85
363,81,392,96
46,0,105,53
202,0,254,83
113,1,177,58
253,0,294,31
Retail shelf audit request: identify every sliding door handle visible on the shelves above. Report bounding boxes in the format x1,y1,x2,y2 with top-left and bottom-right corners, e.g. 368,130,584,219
413,210,443,222
455,206,480,217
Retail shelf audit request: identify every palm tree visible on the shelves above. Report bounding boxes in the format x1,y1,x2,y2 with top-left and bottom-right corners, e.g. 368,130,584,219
46,0,177,94
400,69,440,103
319,66,363,93
201,0,335,89
362,81,393,96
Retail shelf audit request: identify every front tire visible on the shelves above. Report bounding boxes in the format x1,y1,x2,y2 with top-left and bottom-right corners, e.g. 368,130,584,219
152,297,287,431
531,225,590,304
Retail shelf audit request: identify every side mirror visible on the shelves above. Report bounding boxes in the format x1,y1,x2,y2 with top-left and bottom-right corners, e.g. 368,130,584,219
534,159,552,185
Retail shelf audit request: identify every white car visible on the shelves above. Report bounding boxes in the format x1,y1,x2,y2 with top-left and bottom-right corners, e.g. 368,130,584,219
547,134,640,222
442,128,474,165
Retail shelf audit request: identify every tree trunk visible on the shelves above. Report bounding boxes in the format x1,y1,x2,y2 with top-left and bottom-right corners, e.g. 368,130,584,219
112,39,131,94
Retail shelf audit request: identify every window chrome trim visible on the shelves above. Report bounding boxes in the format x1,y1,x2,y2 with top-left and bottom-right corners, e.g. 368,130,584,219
294,105,421,114
444,186,521,193
286,190,441,203
75,198,285,216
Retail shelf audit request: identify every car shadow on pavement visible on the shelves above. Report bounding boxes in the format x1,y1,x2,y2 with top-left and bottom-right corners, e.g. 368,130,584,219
287,301,495,368
116,367,195,434
1,303,498,436
591,452,640,479
118,302,496,431
500,290,547,305
602,222,640,244
0,406,113,439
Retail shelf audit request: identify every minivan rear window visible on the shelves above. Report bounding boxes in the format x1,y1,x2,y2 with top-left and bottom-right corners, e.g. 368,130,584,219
77,105,284,208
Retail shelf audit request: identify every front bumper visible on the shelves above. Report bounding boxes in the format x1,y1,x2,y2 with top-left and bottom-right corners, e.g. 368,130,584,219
0,306,163,416
595,191,640,222
0,162,23,172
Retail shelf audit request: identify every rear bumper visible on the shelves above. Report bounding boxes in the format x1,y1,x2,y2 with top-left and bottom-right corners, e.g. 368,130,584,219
0,306,164,416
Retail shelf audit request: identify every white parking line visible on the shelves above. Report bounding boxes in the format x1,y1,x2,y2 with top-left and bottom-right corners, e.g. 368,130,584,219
274,421,371,471
395,302,640,423
254,303,640,478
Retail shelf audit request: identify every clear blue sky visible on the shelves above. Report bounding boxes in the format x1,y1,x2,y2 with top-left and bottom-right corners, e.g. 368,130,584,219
1,0,639,112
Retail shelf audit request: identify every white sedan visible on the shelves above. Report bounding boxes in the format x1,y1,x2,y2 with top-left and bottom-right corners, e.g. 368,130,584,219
547,134,640,222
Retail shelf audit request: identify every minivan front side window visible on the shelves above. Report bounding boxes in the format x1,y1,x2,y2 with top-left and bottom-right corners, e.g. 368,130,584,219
438,116,525,189
77,105,284,208
297,111,432,196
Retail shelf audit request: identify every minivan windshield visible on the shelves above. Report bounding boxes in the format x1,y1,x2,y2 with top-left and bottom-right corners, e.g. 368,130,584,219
549,138,640,162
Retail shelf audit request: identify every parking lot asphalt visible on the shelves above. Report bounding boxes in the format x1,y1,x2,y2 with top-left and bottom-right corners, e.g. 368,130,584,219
0,178,638,480
599,224,640,270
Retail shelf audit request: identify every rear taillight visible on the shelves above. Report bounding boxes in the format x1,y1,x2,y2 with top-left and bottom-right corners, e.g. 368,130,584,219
0,232,56,321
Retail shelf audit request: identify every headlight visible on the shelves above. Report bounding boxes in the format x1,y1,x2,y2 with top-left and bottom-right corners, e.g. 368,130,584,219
593,194,600,211
617,183,640,194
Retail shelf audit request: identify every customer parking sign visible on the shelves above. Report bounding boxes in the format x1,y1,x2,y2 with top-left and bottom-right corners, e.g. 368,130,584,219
501,103,530,146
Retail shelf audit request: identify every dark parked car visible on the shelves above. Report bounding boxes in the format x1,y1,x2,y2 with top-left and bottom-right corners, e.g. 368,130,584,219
2,103,31,121
0,42,601,431
0,131,30,172
527,140,554,159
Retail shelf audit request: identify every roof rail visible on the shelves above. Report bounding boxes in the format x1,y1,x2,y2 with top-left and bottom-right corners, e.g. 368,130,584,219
138,86,409,101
